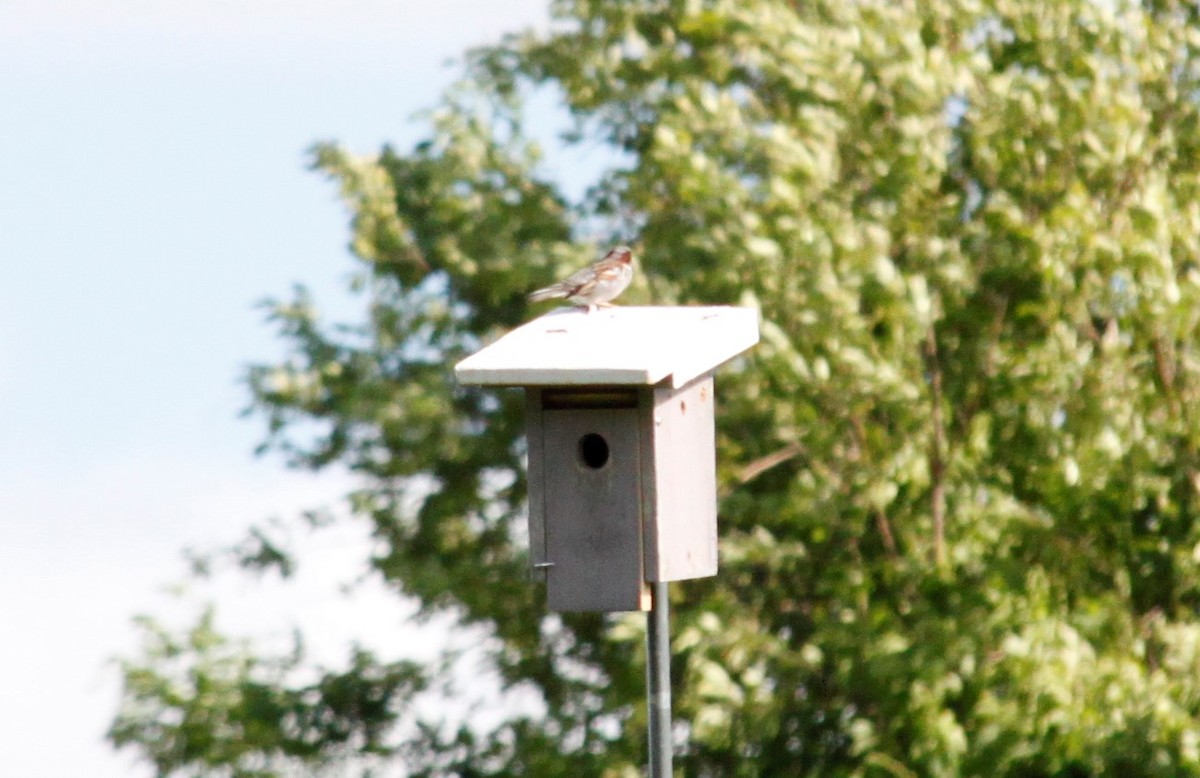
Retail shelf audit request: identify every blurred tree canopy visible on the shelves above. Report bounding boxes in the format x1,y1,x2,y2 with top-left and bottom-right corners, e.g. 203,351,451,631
111,0,1200,775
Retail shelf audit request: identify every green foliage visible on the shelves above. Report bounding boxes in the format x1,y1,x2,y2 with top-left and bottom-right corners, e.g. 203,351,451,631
112,0,1200,775
109,610,426,777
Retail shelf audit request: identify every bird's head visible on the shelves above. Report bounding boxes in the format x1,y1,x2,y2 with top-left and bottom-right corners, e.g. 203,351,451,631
608,246,634,264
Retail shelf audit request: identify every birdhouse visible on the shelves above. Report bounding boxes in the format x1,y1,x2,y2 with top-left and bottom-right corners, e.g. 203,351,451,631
455,306,758,612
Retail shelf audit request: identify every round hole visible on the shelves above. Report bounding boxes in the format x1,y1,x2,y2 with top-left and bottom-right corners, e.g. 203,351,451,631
578,433,610,469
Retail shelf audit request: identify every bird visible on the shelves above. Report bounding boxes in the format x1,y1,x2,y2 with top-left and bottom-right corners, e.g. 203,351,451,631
527,246,635,313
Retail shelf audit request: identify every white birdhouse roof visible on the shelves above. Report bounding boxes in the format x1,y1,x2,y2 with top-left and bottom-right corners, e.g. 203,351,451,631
455,306,759,388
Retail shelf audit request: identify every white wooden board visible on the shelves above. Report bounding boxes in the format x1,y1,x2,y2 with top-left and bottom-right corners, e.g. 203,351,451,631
455,306,759,388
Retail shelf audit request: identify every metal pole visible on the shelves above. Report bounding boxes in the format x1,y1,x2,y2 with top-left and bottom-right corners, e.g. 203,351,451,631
646,580,673,777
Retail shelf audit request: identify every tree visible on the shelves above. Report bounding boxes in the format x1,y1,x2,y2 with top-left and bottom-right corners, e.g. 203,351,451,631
111,0,1200,775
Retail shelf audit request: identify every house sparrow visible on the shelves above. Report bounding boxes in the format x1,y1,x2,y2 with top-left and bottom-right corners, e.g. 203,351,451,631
528,246,634,313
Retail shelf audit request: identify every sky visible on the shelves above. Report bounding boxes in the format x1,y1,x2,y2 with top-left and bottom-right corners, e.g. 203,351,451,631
0,1,551,773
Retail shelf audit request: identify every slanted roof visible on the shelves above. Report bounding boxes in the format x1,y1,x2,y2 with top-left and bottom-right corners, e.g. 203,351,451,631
455,306,759,388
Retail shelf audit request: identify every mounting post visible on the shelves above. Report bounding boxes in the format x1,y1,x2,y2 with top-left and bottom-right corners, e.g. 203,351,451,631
647,580,672,777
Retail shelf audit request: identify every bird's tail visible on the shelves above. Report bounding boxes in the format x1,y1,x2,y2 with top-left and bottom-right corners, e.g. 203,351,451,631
528,285,567,302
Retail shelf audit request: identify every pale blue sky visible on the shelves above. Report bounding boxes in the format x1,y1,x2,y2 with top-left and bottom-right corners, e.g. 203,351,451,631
0,2,551,773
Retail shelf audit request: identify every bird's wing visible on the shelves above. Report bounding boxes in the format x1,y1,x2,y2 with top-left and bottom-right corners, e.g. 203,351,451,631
559,264,601,293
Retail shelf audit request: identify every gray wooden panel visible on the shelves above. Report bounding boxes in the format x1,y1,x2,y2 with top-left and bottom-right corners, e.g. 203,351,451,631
543,408,649,611
524,389,548,580
646,375,719,581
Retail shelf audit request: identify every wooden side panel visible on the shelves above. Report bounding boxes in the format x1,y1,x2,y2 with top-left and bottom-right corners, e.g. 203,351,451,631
543,408,649,611
636,388,660,585
646,375,719,581
524,389,548,580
